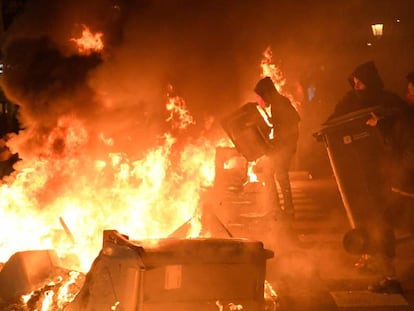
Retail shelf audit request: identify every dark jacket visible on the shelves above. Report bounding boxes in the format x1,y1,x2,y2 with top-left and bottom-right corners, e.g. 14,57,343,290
254,77,300,151
326,62,406,143
388,105,414,194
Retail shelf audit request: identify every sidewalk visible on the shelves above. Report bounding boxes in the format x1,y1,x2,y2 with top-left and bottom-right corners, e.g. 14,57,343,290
213,174,414,310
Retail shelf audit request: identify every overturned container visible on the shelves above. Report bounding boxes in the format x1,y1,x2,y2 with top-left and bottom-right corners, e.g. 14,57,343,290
66,230,274,311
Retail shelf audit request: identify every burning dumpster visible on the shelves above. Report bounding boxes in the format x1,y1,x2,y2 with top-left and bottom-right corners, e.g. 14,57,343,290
66,230,274,311
314,106,390,253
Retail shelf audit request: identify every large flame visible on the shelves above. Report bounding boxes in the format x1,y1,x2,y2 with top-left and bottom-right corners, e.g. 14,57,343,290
0,90,218,273
0,13,280,308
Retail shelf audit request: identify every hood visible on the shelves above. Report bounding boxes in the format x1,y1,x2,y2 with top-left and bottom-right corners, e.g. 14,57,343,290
254,77,278,102
348,61,384,90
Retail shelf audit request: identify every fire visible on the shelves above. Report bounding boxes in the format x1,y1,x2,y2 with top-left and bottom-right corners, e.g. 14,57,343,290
166,84,195,130
19,270,84,310
70,24,104,55
0,89,219,275
260,47,286,92
247,162,259,183
260,46,301,110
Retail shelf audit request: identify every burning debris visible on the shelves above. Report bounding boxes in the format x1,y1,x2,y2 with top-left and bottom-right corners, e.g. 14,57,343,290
0,250,85,310
0,2,290,310
0,11,222,272
0,15,237,307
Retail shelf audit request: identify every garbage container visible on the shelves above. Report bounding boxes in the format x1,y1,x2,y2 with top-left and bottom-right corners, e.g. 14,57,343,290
314,106,390,253
221,102,272,162
66,230,274,311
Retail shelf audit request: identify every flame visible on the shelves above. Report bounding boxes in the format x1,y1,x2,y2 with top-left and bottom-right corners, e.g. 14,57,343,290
166,84,195,130
0,89,220,275
70,24,104,55
41,290,54,311
247,162,258,183
260,46,301,110
20,270,84,310
264,280,279,309
56,271,82,309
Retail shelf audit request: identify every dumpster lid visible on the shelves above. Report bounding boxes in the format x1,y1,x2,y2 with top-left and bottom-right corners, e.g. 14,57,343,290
133,237,274,264
102,231,274,265
322,105,382,128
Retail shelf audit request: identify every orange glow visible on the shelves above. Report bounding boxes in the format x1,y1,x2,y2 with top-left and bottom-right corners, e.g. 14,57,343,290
70,24,104,55
166,84,195,130
260,46,301,110
0,91,220,276
247,162,259,183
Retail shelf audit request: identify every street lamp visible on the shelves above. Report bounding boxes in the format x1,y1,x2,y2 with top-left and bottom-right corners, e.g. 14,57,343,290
371,23,384,38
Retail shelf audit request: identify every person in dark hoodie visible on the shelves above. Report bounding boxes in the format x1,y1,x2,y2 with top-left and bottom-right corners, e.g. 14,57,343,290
326,61,406,294
253,76,301,218
327,61,404,121
387,72,414,237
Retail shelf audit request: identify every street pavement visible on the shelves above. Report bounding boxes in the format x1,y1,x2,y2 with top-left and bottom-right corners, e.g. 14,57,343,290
212,173,414,311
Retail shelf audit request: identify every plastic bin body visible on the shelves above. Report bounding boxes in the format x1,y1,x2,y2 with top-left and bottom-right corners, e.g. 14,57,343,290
315,107,389,229
0,250,60,300
66,231,274,311
221,102,272,162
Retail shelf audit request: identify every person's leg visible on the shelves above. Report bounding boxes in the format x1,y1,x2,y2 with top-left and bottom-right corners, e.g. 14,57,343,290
276,171,294,213
256,156,280,213
273,147,295,215
366,209,402,293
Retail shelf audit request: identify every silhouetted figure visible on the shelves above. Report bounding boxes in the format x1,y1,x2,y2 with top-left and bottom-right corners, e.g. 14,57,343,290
254,77,300,218
327,61,406,294
387,72,414,235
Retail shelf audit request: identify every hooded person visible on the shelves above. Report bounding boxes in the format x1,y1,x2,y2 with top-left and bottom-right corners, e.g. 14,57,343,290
326,61,405,121
253,76,300,218
324,61,406,294
384,71,414,252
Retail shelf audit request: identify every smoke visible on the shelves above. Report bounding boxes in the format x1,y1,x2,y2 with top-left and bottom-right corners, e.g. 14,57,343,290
0,0,172,159
1,0,259,161
3,36,102,123
1,0,413,191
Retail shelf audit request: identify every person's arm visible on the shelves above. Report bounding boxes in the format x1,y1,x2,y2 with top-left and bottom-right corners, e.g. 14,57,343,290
325,91,355,122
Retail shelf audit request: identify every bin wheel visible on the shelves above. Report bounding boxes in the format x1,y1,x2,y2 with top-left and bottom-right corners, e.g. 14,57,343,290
342,227,370,255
